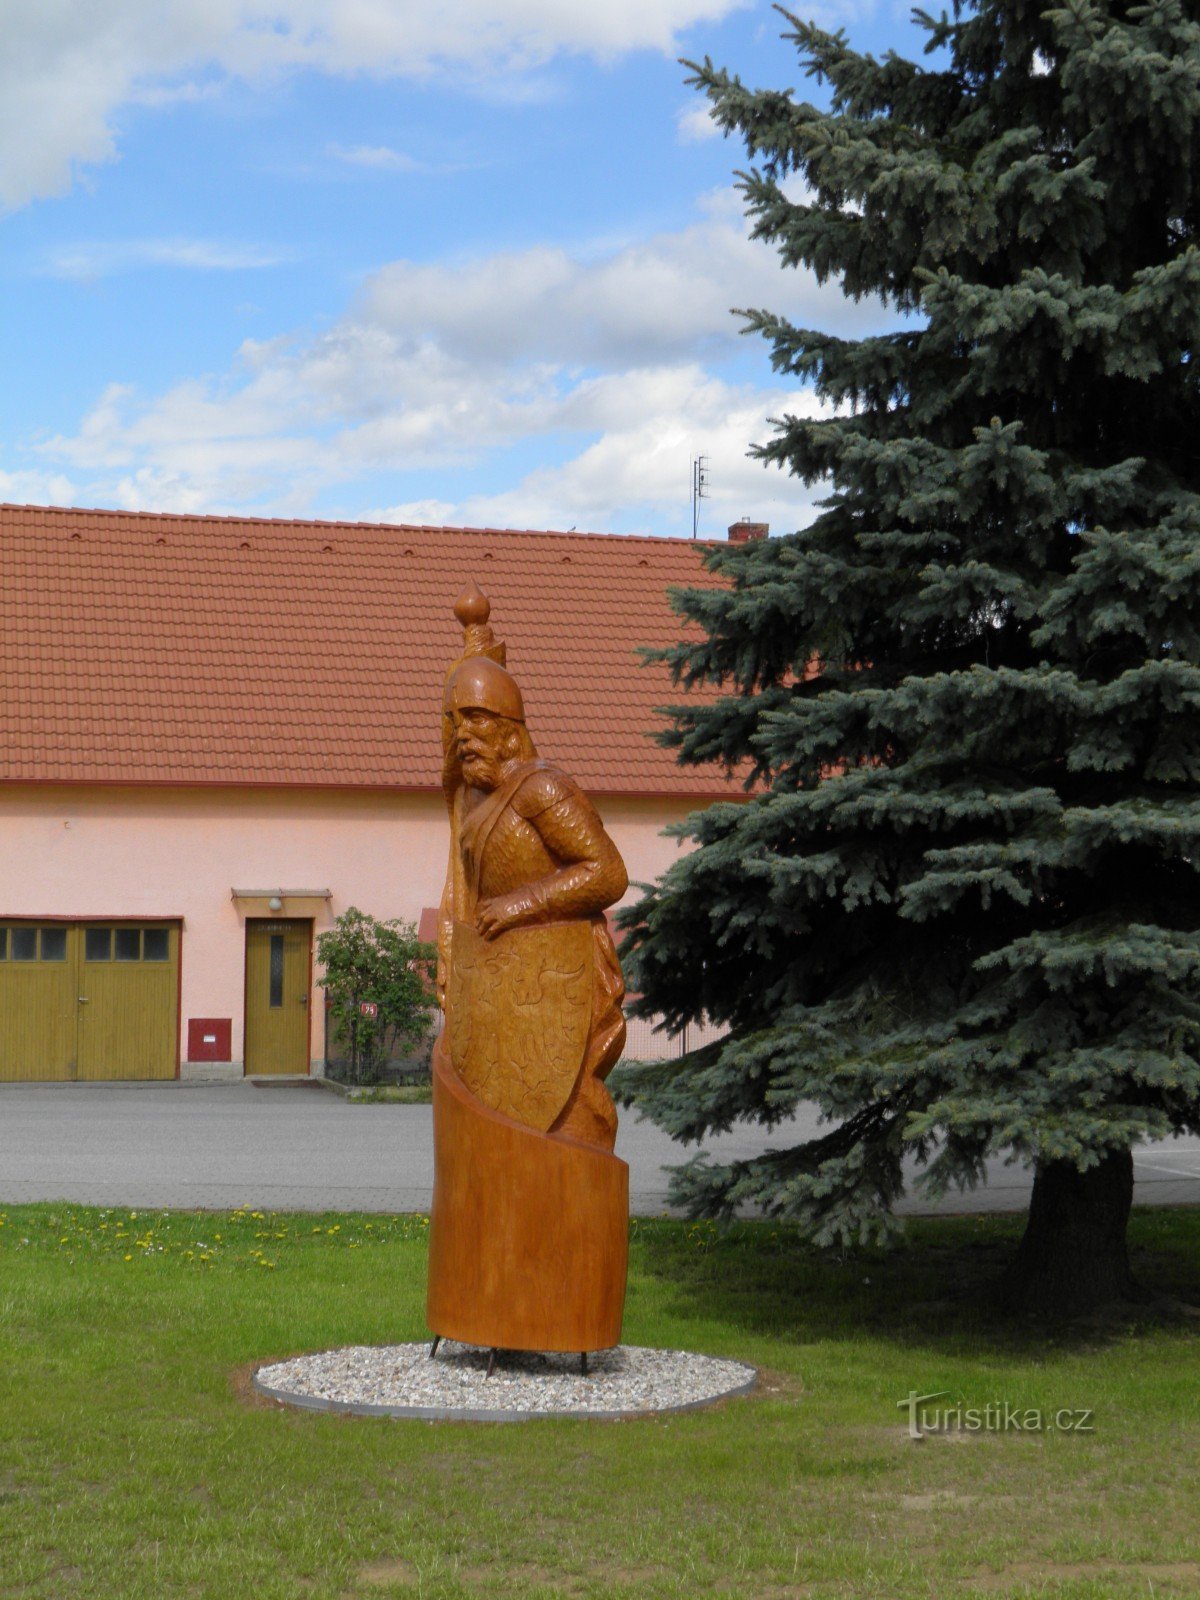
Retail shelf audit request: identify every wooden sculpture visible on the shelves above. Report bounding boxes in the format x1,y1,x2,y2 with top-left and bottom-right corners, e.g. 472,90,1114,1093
425,585,630,1356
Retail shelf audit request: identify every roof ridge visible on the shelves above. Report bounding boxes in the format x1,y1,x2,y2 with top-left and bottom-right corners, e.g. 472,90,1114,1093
0,501,718,548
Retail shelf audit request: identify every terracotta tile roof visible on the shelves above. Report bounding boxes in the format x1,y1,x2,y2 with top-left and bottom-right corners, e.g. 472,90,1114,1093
0,503,739,797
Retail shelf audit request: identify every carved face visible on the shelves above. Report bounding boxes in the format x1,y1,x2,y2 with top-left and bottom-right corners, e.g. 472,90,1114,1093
452,707,521,792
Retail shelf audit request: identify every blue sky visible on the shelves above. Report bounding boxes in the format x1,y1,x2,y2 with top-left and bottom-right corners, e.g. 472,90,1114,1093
2,0,915,539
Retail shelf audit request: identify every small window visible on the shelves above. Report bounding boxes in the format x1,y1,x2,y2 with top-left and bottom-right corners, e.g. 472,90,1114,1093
39,928,67,962
86,928,112,962
269,935,284,1008
11,928,37,962
0,928,7,961
114,928,141,962
142,928,169,962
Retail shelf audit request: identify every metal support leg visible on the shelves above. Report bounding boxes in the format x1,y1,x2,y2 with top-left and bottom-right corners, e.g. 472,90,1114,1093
580,1351,588,1377
486,1348,498,1378
429,1335,441,1360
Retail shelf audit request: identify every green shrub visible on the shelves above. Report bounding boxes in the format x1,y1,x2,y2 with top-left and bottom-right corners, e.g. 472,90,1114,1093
317,906,437,1085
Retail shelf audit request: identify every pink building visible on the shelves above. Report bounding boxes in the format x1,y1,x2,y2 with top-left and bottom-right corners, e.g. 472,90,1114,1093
0,505,752,1081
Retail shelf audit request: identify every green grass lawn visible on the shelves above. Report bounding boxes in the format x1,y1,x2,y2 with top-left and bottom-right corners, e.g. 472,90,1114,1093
1,1203,1199,1599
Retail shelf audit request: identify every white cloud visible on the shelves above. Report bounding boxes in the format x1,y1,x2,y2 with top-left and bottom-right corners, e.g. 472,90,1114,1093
364,373,824,536
328,143,426,173
368,498,458,526
360,189,878,369
126,78,223,107
676,101,720,143
454,372,825,535
44,237,289,280
36,189,882,530
0,0,747,210
0,468,79,508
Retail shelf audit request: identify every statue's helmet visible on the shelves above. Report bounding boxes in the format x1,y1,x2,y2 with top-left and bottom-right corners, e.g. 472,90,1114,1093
444,656,526,723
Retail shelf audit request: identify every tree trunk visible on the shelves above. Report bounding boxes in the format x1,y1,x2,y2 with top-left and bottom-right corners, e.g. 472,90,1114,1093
999,1148,1138,1316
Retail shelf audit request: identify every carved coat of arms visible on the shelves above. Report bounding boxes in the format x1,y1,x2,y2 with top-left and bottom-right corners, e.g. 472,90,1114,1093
447,919,592,1131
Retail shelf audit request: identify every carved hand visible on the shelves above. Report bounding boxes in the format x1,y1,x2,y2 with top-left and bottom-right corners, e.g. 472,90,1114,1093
475,891,536,940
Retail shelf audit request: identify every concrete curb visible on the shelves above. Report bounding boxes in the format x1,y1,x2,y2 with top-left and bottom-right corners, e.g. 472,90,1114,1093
312,1076,350,1098
251,1360,758,1423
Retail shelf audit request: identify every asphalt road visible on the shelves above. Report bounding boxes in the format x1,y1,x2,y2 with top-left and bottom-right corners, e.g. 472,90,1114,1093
0,1080,1198,1216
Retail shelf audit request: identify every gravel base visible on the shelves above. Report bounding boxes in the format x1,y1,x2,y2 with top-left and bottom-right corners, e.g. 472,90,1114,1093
253,1341,757,1421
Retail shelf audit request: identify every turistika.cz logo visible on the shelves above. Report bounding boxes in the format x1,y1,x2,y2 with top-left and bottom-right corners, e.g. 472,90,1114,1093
897,1390,1095,1440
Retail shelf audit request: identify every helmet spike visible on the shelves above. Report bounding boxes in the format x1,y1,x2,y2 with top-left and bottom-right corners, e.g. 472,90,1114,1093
454,582,490,631
448,583,506,669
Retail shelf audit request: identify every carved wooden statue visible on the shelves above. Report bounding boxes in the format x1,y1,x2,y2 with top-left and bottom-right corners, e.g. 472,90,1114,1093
426,586,630,1356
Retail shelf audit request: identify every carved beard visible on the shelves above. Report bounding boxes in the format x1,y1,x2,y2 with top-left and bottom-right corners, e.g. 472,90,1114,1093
457,717,518,792
460,745,504,791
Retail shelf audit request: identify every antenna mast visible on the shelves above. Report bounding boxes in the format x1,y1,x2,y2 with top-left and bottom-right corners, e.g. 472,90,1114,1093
691,454,709,540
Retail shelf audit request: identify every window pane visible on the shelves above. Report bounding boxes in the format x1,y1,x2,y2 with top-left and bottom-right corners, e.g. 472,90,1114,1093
269,935,284,1008
39,928,67,962
142,928,169,962
0,928,7,960
85,928,111,962
114,928,141,962
11,927,37,961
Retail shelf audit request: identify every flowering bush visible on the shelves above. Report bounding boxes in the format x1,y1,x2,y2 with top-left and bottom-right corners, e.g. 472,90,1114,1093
317,906,437,1085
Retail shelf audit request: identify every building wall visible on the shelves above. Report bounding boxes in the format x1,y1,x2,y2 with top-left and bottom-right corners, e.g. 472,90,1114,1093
0,784,706,1074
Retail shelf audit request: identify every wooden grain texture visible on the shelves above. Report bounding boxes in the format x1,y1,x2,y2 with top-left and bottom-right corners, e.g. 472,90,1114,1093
426,1032,629,1353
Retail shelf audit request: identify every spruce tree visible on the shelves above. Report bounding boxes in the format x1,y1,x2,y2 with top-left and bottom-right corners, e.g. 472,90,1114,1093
619,0,1200,1314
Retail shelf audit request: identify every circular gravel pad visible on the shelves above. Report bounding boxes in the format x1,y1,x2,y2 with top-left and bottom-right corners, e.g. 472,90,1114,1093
253,1341,756,1421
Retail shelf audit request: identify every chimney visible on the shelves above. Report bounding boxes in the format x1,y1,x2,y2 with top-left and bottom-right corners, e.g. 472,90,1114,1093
728,518,768,543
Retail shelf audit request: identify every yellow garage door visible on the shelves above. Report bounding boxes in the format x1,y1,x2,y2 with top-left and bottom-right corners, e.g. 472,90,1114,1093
0,923,179,1082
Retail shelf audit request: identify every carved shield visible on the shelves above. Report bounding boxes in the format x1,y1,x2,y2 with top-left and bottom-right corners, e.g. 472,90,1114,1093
447,919,593,1131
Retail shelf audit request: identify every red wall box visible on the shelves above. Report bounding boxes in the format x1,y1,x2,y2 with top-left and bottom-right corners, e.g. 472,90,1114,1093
187,1018,232,1062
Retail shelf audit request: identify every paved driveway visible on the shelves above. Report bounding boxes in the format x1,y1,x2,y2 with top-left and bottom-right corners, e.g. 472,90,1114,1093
0,1080,1198,1216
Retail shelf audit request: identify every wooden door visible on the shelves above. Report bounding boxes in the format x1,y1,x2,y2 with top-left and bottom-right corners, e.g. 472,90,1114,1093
0,924,77,1080
244,920,311,1076
0,922,179,1081
77,924,179,1080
